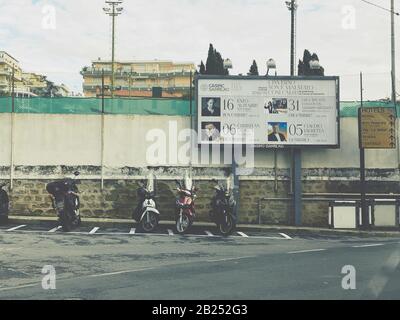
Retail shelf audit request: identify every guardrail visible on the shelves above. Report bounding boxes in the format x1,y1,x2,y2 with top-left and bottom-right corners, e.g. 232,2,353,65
257,194,400,229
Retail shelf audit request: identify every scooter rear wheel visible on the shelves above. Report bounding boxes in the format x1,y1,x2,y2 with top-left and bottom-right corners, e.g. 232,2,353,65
176,213,192,234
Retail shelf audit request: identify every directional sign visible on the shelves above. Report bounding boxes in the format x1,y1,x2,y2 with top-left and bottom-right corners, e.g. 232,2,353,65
359,107,396,149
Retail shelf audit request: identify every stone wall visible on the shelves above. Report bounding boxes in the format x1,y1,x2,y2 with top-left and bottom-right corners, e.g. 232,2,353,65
1,173,399,227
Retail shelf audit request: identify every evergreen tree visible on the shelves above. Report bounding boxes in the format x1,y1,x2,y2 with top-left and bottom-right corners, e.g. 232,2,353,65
199,61,206,74
205,44,217,75
298,49,325,76
249,60,259,75
204,43,228,75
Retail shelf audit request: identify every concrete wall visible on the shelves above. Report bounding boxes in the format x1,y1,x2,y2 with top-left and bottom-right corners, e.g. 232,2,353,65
0,113,399,226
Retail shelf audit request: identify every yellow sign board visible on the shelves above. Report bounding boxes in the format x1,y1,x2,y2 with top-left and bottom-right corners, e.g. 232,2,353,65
359,107,396,149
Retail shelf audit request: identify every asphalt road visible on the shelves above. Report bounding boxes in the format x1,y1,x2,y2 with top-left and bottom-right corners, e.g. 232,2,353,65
0,221,399,300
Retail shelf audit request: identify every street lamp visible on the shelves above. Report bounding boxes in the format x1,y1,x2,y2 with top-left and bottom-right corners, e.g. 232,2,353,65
223,58,233,71
266,58,277,76
103,0,124,99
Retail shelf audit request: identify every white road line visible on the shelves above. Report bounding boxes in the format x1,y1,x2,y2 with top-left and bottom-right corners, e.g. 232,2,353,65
167,229,174,236
89,267,154,278
129,228,136,234
6,225,26,232
207,256,256,263
288,249,326,254
237,231,249,238
279,233,293,240
353,244,384,248
205,230,214,236
48,226,62,233
89,227,100,234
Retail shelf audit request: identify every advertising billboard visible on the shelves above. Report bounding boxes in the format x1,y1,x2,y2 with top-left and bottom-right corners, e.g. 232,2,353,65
196,76,340,148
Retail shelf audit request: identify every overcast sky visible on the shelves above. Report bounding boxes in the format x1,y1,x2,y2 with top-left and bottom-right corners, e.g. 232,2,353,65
0,0,399,100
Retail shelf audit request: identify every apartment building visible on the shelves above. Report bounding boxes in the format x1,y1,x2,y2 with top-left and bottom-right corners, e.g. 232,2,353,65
80,58,196,98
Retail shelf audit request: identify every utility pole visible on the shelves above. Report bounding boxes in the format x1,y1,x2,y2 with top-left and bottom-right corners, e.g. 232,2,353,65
103,1,124,99
391,0,396,106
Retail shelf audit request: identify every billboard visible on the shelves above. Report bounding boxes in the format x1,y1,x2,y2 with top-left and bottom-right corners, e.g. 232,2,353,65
196,76,340,148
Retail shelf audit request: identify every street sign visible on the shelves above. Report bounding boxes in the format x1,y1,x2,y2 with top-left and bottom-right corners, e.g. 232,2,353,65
359,107,396,149
196,75,340,148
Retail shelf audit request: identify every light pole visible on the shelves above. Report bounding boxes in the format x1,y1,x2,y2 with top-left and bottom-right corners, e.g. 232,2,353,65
266,58,277,76
103,0,124,99
286,0,297,76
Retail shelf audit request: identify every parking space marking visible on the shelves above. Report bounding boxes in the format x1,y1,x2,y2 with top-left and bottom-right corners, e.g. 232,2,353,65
48,226,62,233
205,230,214,236
129,228,136,234
279,233,293,240
237,231,249,238
167,229,174,236
353,243,384,248
288,249,326,254
89,227,100,234
6,225,26,232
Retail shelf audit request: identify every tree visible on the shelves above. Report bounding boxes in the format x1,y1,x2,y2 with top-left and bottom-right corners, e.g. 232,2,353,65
204,43,228,75
199,61,206,74
248,60,259,75
298,49,324,76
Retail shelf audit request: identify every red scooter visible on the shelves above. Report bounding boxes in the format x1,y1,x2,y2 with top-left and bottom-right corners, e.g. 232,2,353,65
175,179,197,234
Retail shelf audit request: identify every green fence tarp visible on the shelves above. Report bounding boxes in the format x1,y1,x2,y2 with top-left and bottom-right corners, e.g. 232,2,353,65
0,97,195,116
0,97,397,117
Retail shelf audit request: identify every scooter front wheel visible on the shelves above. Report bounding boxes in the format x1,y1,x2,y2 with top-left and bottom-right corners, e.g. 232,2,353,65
218,213,235,236
140,211,159,232
176,213,192,234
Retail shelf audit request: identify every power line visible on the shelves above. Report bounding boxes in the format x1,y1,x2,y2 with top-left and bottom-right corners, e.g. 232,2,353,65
360,0,400,16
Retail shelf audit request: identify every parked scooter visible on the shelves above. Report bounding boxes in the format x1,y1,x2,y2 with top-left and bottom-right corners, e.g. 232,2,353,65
0,183,9,225
133,174,160,232
46,171,81,232
210,177,237,236
175,179,197,234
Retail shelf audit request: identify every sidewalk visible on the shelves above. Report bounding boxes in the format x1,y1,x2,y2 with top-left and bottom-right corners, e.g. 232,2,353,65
7,215,400,238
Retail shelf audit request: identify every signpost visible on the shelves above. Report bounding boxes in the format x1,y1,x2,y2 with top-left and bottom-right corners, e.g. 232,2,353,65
358,74,396,229
359,108,396,149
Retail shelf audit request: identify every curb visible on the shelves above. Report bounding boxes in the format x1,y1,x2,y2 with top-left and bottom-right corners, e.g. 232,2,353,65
7,215,400,238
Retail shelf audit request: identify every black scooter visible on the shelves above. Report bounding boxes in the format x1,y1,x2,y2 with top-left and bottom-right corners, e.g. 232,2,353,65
210,179,237,236
0,183,9,225
46,171,81,232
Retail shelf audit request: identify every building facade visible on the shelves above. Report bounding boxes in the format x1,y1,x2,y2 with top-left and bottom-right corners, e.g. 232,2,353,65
81,59,196,98
0,51,69,97
0,51,26,95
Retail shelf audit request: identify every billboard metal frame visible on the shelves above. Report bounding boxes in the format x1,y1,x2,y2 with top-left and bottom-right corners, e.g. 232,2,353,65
194,75,341,149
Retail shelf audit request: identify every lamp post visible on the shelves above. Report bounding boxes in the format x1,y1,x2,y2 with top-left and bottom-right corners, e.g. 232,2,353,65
266,58,277,76
103,0,124,99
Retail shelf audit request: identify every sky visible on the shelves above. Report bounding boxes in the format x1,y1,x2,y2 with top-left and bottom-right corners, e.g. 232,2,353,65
0,0,399,100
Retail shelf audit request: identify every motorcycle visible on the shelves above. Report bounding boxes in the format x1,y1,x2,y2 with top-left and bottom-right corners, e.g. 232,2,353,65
133,174,160,232
175,179,197,234
210,178,237,236
46,171,81,232
0,183,9,225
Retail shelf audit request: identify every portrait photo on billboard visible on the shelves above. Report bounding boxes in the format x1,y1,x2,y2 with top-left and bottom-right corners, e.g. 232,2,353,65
201,121,221,142
268,122,287,142
264,98,288,114
201,97,221,117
